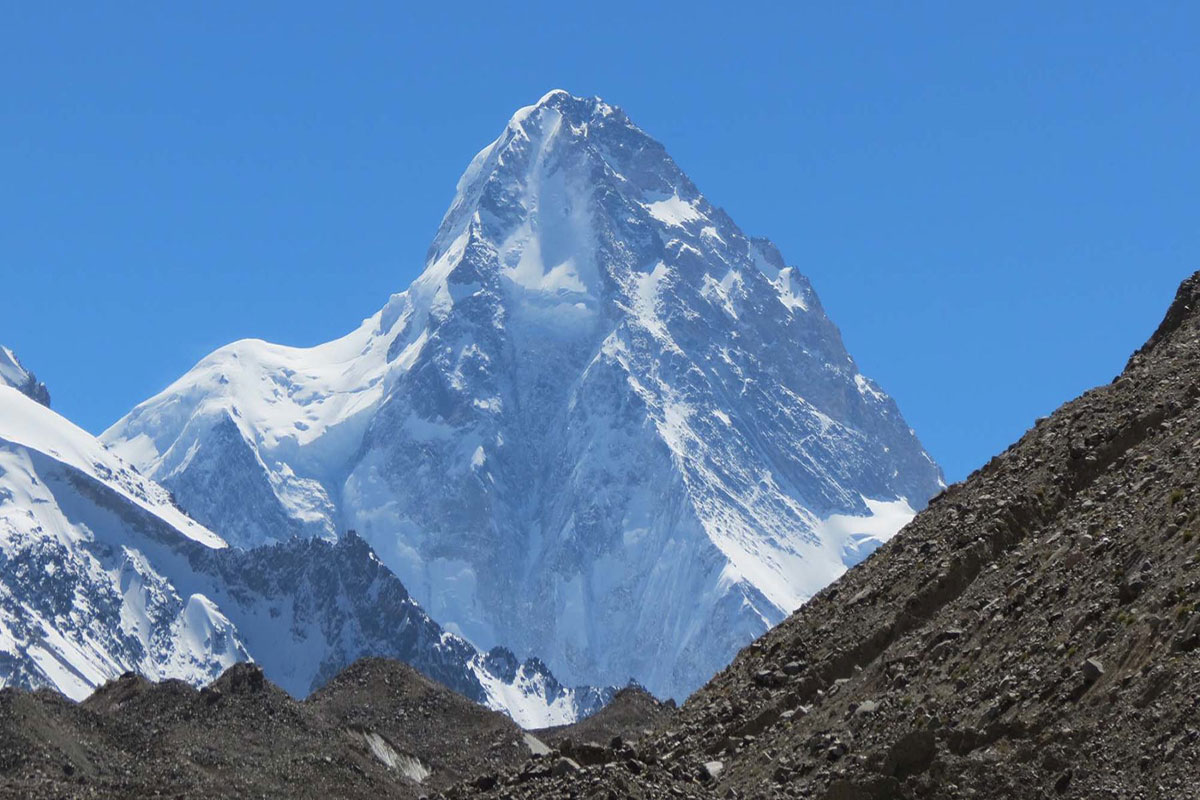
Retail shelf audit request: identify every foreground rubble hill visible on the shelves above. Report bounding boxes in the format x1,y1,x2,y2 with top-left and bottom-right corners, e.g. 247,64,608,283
534,685,675,750
443,276,1200,800
0,660,538,799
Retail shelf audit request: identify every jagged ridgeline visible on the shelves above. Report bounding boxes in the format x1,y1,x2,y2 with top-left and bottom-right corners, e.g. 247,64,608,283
443,273,1200,798
103,90,943,701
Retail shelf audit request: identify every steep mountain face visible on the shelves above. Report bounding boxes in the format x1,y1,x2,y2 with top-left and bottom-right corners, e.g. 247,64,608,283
446,273,1200,799
104,91,943,700
0,362,608,727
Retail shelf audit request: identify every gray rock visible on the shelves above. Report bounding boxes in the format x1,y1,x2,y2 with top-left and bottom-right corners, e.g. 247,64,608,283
1175,614,1200,652
884,730,936,778
850,699,880,717
1081,658,1105,683
550,757,581,777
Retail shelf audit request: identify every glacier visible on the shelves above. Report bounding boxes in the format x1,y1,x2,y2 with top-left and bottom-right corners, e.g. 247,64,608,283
104,90,944,700
0,366,609,727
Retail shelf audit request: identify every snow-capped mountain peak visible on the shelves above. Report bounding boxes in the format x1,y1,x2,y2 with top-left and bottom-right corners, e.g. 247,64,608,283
105,91,944,701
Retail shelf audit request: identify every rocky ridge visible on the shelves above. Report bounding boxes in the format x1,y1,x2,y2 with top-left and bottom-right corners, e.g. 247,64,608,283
534,684,675,750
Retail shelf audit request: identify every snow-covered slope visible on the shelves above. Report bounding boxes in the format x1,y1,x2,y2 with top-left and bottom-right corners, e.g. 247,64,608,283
0,346,50,406
0,365,608,726
105,91,944,700
0,381,239,697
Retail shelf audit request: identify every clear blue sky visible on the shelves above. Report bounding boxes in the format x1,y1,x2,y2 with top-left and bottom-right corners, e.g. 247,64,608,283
2,3,1196,482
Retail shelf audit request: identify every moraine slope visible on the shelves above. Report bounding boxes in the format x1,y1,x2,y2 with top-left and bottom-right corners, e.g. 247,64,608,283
0,659,550,799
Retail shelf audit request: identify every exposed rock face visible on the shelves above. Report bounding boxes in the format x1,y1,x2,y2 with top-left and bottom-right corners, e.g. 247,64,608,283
433,273,1200,798
103,91,942,700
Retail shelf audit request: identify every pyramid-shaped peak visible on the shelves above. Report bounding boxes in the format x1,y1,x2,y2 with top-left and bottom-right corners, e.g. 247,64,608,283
430,90,672,268
103,90,946,703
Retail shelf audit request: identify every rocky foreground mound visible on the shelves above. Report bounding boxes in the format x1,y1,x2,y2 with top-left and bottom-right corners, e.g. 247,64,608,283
0,659,534,799
437,276,1200,799
0,656,664,799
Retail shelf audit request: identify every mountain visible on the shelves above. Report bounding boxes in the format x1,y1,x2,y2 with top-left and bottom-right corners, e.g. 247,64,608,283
0,357,609,727
103,90,944,700
445,273,1200,799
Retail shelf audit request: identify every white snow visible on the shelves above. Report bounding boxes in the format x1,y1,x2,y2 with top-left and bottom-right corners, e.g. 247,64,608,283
773,267,811,312
816,496,918,569
101,313,398,545
630,262,676,346
0,386,225,548
470,658,584,729
362,731,431,783
523,733,552,756
855,373,887,403
642,192,704,228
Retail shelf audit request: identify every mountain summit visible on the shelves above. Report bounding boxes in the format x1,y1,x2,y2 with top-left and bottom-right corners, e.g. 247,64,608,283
104,91,943,699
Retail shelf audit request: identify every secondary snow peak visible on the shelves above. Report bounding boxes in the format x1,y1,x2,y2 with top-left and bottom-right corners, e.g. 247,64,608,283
0,381,606,724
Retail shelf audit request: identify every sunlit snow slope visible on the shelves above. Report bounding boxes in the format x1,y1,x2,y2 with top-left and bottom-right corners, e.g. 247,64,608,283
0,371,606,726
105,91,944,700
